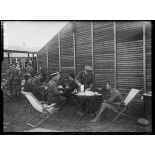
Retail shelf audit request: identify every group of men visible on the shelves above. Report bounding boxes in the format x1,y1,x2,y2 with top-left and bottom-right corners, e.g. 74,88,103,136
21,65,95,110
3,62,44,102
4,63,123,123
5,63,23,101
24,65,123,123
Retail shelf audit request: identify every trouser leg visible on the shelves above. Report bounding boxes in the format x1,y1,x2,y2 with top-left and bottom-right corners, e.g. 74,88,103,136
90,102,109,122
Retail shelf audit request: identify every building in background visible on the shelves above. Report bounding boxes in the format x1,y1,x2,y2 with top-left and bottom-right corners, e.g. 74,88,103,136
2,45,38,78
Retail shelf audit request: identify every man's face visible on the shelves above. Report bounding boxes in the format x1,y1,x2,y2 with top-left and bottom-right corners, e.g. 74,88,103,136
106,83,110,90
85,70,89,75
69,76,73,81
55,74,60,80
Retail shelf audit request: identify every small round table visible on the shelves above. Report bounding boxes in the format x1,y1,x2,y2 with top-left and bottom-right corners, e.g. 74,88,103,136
74,92,103,119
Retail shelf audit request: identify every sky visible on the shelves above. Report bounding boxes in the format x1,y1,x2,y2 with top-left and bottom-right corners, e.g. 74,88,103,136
3,21,67,50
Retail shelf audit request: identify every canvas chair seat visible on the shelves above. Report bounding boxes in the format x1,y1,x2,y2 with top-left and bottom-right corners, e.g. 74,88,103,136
110,88,141,122
21,91,57,128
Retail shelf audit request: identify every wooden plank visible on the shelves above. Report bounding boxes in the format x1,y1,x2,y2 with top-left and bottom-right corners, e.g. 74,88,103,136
145,22,152,92
58,32,61,73
143,23,147,92
116,21,144,117
75,21,92,73
91,21,95,87
114,21,117,88
93,21,114,88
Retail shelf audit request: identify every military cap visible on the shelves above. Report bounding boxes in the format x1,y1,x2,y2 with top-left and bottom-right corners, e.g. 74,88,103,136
69,73,75,79
33,72,41,77
85,66,92,71
50,72,60,77
23,73,31,80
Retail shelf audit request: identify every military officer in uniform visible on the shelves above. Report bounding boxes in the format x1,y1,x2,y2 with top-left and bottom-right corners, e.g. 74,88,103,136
47,72,66,109
39,66,46,82
23,74,44,101
62,73,78,104
75,66,94,115
75,65,94,91
90,81,123,123
6,64,14,95
12,63,22,102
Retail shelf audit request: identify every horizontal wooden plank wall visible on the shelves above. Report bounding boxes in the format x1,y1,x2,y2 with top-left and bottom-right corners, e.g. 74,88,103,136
93,21,115,88
47,34,59,76
146,22,152,92
116,21,144,117
75,21,92,74
37,21,152,118
59,22,74,83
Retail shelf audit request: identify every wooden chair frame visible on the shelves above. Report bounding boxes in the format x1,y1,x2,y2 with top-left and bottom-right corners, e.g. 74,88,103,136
21,91,57,128
111,88,141,122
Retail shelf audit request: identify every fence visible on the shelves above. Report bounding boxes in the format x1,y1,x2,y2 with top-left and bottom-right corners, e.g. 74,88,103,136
38,21,152,118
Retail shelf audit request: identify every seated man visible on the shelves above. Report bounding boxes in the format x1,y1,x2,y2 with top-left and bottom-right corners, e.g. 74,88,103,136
75,65,94,91
31,74,42,86
56,72,66,89
39,66,46,83
63,73,78,103
90,81,123,123
26,63,35,77
47,72,66,108
23,74,34,92
23,74,44,101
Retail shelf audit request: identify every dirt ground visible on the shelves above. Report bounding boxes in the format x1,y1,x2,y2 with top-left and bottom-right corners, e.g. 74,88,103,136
3,94,152,133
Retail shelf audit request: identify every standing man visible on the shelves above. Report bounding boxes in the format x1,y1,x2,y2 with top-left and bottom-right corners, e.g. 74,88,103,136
90,81,123,123
39,66,46,82
6,64,13,95
75,66,94,91
75,66,94,115
12,63,22,102
26,63,34,77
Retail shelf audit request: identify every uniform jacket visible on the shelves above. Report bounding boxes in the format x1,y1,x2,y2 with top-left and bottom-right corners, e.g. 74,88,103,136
105,88,122,105
76,71,93,89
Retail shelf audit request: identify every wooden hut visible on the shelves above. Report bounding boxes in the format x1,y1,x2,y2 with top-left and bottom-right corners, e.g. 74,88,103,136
38,21,152,118
2,47,38,78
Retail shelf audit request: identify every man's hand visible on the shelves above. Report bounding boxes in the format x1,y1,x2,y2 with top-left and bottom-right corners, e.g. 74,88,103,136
103,100,107,103
85,88,90,91
77,82,81,87
59,90,63,94
58,85,63,89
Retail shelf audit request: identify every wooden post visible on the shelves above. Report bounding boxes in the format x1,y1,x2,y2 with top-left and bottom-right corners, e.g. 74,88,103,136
73,32,76,76
46,45,49,81
27,52,29,64
114,21,117,88
91,21,95,87
143,23,146,93
58,32,61,73
46,45,48,71
36,54,38,72
8,51,10,64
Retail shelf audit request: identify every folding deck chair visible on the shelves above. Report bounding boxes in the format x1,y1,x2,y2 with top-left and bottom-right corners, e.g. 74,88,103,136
21,91,57,128
111,88,141,122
